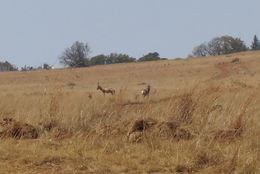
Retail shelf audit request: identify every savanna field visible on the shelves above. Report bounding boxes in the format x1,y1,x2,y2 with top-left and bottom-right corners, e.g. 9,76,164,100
0,51,260,174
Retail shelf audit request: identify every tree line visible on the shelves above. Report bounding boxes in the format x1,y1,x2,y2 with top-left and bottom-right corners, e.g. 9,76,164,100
3,34,260,71
59,41,164,68
60,34,260,68
192,35,260,57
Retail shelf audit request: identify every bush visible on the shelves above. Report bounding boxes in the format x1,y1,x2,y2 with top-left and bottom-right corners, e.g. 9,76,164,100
138,52,161,61
90,53,136,66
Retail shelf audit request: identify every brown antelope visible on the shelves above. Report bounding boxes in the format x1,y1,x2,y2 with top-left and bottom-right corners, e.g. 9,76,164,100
141,85,150,97
97,83,115,95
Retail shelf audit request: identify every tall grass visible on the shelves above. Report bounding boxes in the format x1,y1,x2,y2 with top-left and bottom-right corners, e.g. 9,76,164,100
0,51,259,173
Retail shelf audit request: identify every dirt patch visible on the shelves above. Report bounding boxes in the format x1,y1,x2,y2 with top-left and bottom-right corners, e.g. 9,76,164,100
214,62,233,79
212,61,253,80
0,118,38,139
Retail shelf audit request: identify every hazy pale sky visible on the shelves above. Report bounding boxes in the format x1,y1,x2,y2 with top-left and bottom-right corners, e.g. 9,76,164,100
0,0,260,68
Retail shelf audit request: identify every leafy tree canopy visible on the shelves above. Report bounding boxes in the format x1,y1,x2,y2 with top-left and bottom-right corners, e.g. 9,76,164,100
192,35,247,57
59,41,90,67
138,52,160,61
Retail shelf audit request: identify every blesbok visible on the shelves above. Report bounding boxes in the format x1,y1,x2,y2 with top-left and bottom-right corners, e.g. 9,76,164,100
141,85,150,97
97,83,115,95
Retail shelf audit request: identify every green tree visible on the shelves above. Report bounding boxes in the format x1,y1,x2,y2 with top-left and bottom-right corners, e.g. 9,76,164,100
138,52,160,61
106,53,136,64
226,36,247,53
251,35,260,50
193,36,247,56
90,54,106,65
59,41,90,67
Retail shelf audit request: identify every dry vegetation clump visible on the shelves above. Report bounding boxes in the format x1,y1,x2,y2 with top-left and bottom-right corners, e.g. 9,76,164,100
155,121,180,138
0,51,259,173
0,118,38,139
127,118,157,143
128,118,157,136
175,92,196,124
39,119,59,132
127,119,194,143
212,92,255,143
231,57,240,63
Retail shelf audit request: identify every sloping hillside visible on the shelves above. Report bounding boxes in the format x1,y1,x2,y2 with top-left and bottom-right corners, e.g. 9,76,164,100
0,51,259,174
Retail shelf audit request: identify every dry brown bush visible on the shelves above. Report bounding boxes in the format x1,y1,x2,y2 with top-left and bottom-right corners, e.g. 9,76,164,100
0,118,38,139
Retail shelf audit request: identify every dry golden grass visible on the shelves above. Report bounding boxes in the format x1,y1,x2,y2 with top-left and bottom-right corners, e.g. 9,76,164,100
0,51,260,173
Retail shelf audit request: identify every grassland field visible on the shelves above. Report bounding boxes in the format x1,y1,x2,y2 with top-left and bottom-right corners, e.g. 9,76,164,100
0,51,259,174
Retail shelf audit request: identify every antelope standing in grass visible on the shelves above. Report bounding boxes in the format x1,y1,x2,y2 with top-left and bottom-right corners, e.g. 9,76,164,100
97,83,115,95
141,85,150,97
